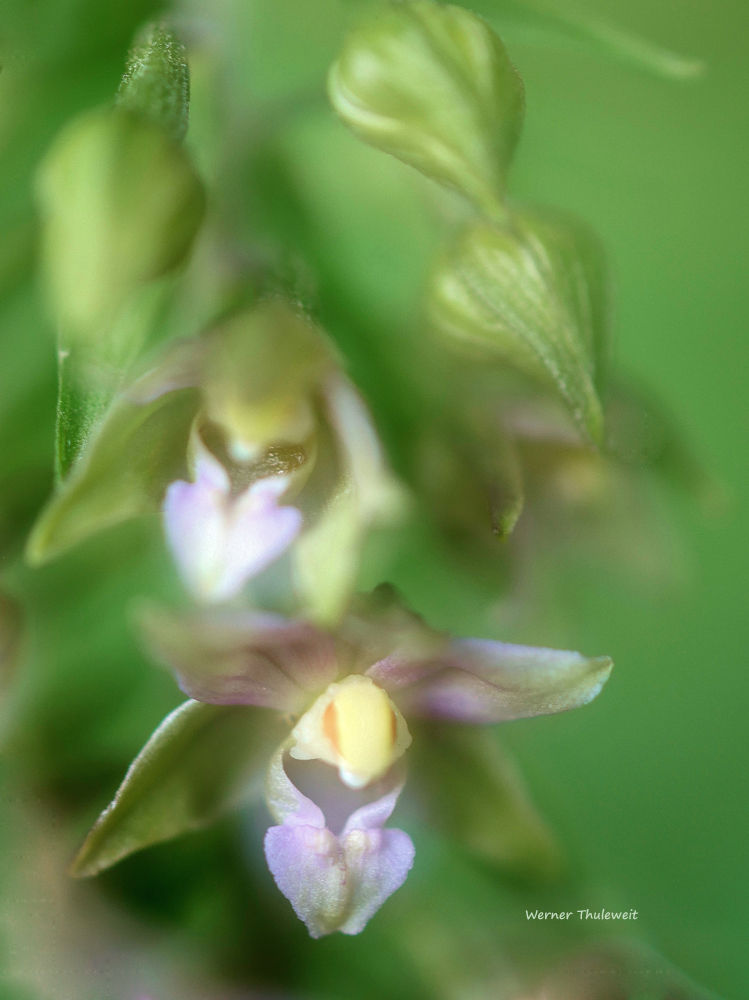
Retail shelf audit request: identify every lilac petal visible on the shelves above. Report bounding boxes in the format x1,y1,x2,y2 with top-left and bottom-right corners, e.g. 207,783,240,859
265,824,347,936
341,781,402,835
396,640,613,723
140,606,339,712
163,445,302,603
264,745,414,937
219,476,302,598
337,827,415,936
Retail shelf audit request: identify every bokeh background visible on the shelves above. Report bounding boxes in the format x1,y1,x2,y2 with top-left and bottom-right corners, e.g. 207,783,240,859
0,1,746,998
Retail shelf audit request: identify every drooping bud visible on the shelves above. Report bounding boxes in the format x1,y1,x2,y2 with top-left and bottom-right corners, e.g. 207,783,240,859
116,23,190,144
328,0,524,218
429,208,607,445
291,675,411,788
36,107,205,342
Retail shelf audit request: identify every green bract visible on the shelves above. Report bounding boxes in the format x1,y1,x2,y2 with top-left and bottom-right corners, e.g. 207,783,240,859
71,699,284,877
417,417,524,550
429,208,607,445
26,385,199,565
328,0,525,218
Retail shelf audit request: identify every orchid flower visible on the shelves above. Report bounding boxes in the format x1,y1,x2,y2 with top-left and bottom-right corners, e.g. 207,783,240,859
28,301,403,624
104,585,611,938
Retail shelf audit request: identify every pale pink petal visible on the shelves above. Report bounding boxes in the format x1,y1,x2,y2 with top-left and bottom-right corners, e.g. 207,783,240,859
163,446,302,603
217,477,303,601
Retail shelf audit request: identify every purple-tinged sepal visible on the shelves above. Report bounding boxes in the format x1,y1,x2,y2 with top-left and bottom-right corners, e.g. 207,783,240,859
264,744,414,937
396,638,612,723
138,604,338,713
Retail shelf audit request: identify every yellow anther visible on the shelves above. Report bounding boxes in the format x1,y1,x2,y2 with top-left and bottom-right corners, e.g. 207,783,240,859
325,678,396,785
290,674,411,788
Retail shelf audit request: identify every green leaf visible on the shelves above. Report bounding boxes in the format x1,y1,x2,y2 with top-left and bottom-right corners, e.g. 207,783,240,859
26,386,199,565
328,0,525,218
116,23,191,144
473,0,704,81
71,700,285,878
429,206,607,445
409,721,562,879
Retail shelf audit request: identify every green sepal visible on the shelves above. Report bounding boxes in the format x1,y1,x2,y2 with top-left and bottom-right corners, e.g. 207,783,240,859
328,0,524,218
429,207,607,445
71,700,285,878
409,720,562,880
293,376,406,625
26,387,199,565
342,582,450,670
116,23,191,144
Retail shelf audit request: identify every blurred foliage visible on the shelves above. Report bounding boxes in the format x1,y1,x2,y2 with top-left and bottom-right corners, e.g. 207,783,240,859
0,0,746,998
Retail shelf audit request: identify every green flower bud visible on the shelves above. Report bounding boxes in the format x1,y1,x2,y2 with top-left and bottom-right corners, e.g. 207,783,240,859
328,0,524,218
116,23,190,144
36,106,206,340
428,208,607,445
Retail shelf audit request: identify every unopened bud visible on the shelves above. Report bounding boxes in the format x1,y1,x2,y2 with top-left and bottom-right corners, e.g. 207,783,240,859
429,211,606,445
37,106,205,338
328,0,524,217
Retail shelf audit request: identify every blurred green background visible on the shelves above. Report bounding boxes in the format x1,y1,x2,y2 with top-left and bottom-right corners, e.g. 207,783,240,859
0,1,747,998
499,2,749,995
